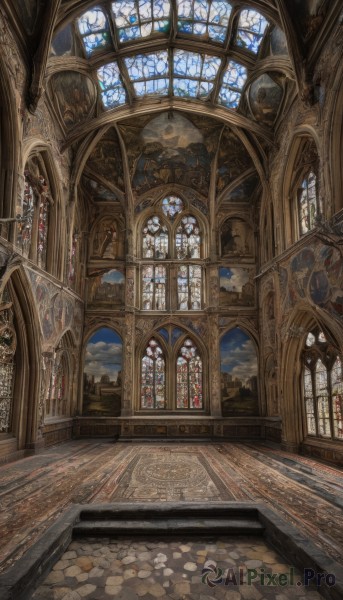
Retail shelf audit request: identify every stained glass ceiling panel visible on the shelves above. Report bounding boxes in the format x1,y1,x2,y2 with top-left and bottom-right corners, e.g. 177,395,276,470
97,62,127,107
218,60,247,108
173,50,221,97
78,8,112,55
111,0,170,43
177,0,232,43
236,9,268,53
125,51,169,96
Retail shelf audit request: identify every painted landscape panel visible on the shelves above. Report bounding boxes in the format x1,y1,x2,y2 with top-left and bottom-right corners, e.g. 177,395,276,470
88,269,125,307
219,267,255,306
83,328,122,416
220,328,259,416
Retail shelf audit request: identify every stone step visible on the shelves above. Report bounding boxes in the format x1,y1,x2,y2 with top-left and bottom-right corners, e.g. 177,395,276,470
73,518,264,536
79,505,260,521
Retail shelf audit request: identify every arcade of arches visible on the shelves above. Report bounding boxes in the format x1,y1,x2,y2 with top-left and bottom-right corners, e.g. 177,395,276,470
0,0,343,575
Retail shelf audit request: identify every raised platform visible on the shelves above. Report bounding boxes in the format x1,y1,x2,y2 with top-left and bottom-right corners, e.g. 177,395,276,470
0,502,342,600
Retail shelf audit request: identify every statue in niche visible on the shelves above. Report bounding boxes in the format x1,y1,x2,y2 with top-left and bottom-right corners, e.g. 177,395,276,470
221,218,253,256
92,219,118,259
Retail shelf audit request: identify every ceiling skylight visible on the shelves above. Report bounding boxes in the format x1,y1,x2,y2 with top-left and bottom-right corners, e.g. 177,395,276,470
236,9,268,53
173,50,221,97
111,0,170,43
177,0,232,43
78,8,111,55
218,60,247,108
124,51,169,96
97,62,127,107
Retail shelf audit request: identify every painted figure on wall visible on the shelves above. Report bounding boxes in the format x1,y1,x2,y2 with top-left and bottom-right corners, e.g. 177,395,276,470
92,219,118,259
83,328,122,416
221,218,253,256
220,328,259,416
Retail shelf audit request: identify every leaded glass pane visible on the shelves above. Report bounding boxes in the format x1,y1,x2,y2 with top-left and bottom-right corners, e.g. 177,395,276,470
141,339,166,408
177,0,232,43
175,216,201,259
316,360,331,438
97,62,127,108
304,367,315,435
236,9,268,54
176,339,202,408
162,196,184,219
125,51,169,96
17,174,34,256
142,216,168,258
112,0,170,43
299,170,318,235
177,265,201,309
331,357,343,440
37,181,49,270
78,8,111,55
173,51,221,98
218,60,247,108
306,333,315,347
142,265,166,310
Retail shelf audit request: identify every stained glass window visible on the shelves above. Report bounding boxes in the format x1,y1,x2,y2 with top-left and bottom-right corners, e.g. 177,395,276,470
177,339,203,408
331,357,343,440
141,339,166,408
125,51,169,96
176,216,201,259
111,0,170,43
303,329,343,441
298,170,320,235
17,173,34,256
173,50,221,98
177,0,232,43
177,265,202,309
37,176,49,270
218,60,247,108
142,265,167,310
97,62,127,108
236,9,268,54
78,8,111,55
0,300,16,433
162,196,184,220
142,216,168,258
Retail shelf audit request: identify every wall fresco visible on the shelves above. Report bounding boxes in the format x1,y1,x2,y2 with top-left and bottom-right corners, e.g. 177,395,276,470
87,269,125,308
81,176,120,202
248,73,283,127
119,112,220,196
83,328,122,416
219,267,255,306
49,71,97,129
216,127,254,193
91,218,119,259
220,328,259,416
84,128,124,192
221,218,254,256
281,242,343,317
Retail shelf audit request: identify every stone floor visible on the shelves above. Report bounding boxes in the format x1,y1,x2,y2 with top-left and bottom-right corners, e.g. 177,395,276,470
31,536,325,600
0,440,342,574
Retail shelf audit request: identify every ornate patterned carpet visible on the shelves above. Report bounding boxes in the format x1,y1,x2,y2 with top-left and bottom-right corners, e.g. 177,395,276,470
0,440,342,574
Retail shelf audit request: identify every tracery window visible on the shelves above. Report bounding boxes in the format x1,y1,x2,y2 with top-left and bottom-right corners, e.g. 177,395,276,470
0,294,16,433
298,169,321,235
303,330,343,441
140,331,204,411
140,199,203,311
141,339,166,409
176,339,203,408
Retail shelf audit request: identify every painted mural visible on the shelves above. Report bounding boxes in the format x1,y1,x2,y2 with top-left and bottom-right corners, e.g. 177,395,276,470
220,174,260,203
83,328,122,416
91,219,119,259
219,267,255,306
281,242,343,317
25,268,84,346
216,127,253,193
248,73,283,127
119,112,220,196
84,128,124,192
220,328,259,416
82,176,119,202
49,71,97,128
88,269,125,307
221,218,254,256
13,0,42,35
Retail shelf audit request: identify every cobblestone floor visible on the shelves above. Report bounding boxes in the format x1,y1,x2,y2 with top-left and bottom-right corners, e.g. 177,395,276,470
31,536,325,600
